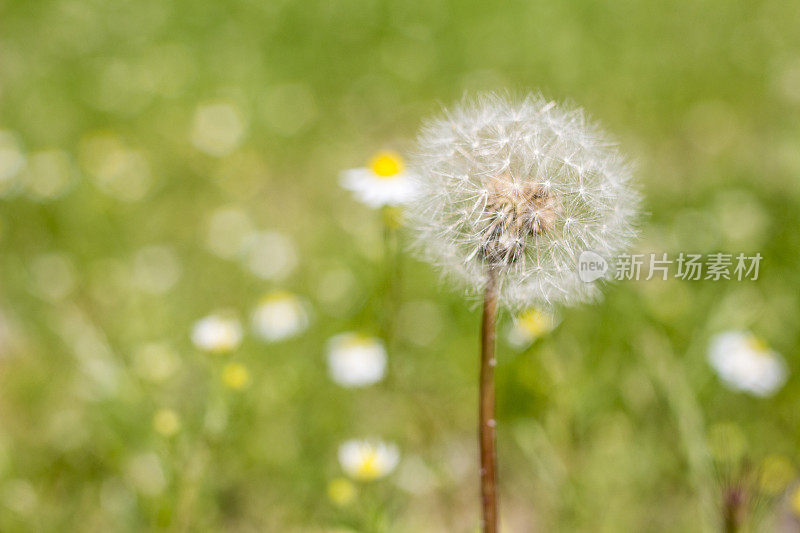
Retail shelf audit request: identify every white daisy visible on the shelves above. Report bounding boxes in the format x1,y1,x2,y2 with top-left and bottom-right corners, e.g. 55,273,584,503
708,330,787,397
338,439,400,481
190,313,242,353
507,308,559,348
251,291,309,342
327,333,387,387
340,151,417,208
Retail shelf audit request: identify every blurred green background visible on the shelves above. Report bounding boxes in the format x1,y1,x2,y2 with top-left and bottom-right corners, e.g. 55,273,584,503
1,0,800,531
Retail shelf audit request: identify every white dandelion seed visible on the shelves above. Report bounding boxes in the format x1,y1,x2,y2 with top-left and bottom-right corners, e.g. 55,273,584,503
340,150,418,208
406,93,641,310
326,333,387,387
708,330,787,397
338,439,400,481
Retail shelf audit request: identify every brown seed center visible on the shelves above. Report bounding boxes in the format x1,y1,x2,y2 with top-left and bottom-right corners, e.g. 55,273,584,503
479,175,557,265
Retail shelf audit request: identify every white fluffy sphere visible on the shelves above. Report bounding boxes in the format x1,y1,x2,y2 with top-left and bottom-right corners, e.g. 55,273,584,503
407,93,641,309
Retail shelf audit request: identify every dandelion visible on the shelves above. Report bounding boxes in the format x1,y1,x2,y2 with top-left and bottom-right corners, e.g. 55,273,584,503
507,308,559,348
338,439,400,481
152,408,180,437
408,93,640,310
708,330,787,397
251,291,310,342
405,93,640,532
222,362,250,390
340,151,417,209
326,333,387,388
191,313,242,353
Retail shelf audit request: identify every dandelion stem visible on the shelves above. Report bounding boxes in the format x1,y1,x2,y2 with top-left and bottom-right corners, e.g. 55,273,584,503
480,267,499,533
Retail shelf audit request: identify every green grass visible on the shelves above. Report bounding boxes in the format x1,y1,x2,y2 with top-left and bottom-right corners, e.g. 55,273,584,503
1,0,800,530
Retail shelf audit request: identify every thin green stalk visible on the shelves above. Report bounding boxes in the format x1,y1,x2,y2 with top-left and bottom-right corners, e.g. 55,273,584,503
380,207,401,346
638,328,715,533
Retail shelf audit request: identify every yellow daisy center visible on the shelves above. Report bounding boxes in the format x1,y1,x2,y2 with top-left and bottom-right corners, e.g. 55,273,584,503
746,335,769,355
215,327,239,352
262,290,294,304
370,152,403,178
518,309,552,337
343,333,374,348
356,450,381,480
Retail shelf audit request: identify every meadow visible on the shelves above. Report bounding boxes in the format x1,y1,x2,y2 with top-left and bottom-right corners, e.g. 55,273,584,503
1,0,800,531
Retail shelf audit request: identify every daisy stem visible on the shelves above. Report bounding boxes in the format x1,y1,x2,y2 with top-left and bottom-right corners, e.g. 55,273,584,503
722,486,744,533
381,207,400,345
479,267,499,533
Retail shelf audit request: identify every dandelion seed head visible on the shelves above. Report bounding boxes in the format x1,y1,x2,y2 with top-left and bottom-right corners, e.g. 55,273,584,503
407,93,641,309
